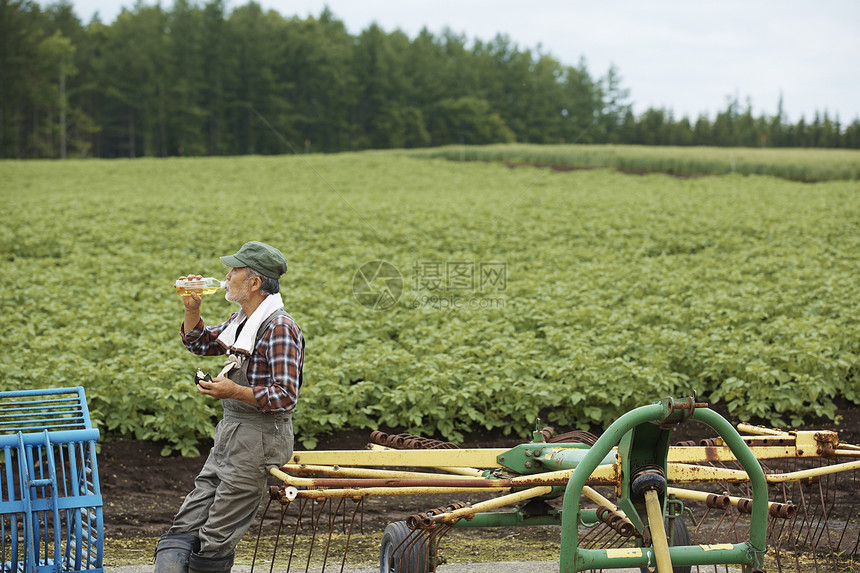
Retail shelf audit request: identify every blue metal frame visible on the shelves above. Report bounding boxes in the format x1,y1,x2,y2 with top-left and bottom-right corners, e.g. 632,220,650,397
0,387,103,573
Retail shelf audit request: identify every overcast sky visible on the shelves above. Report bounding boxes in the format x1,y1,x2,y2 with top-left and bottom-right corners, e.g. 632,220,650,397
66,0,860,123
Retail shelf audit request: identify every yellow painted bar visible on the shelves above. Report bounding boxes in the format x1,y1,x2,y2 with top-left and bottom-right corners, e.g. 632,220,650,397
764,459,860,483
583,486,632,524
432,486,554,523
288,485,511,499
667,459,860,484
286,464,484,480
835,449,860,456
366,444,488,475
668,445,799,463
645,489,673,573
668,463,748,483
736,423,789,436
288,444,821,471
668,486,781,511
287,448,508,468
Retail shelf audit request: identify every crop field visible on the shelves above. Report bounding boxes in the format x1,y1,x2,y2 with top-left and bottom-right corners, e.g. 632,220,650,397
2,150,859,455
401,143,860,181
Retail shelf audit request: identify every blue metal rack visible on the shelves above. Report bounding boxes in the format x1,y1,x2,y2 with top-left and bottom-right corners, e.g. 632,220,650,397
0,387,103,573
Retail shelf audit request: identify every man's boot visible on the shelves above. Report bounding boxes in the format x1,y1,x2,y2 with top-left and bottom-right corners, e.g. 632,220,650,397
187,552,234,573
154,533,200,573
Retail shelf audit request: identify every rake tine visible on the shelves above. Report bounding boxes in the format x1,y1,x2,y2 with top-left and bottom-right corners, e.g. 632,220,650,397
587,524,614,550
577,521,606,548
250,494,274,573
296,496,309,532
816,475,834,553
727,505,744,544
398,528,429,573
304,498,329,573
269,501,291,573
286,498,309,573
794,481,813,550
391,527,415,572
807,496,827,555
319,497,345,572
766,515,777,546
851,520,860,559
824,474,852,559
773,537,784,573
709,506,730,544
428,522,453,569
597,528,622,551
339,498,363,573
693,506,710,541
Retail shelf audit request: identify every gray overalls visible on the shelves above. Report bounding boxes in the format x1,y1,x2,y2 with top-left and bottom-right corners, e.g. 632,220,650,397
168,309,294,559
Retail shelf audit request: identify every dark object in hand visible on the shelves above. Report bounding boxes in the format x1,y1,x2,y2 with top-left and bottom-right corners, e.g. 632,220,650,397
194,369,212,385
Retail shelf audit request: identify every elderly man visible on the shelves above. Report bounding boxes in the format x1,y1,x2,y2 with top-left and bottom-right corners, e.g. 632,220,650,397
155,241,304,573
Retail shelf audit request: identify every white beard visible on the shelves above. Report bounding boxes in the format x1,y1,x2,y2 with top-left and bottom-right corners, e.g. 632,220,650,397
225,283,249,305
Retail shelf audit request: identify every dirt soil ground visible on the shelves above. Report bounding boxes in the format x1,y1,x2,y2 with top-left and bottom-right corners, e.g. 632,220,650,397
99,400,860,566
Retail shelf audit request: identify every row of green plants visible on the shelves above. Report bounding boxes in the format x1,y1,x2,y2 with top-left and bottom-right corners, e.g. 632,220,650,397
398,144,860,181
2,150,858,454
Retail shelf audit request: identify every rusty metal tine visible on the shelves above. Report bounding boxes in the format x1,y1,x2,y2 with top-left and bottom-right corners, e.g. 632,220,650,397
709,507,729,544
320,497,345,572
304,498,328,573
287,499,307,573
392,528,417,573
836,488,857,551
769,512,789,549
428,522,453,569
586,524,613,550
794,480,812,550
250,494,273,573
693,507,710,539
597,527,621,550
851,519,860,560
595,527,615,550
787,488,802,573
359,496,364,534
401,528,430,573
577,523,602,548
339,498,363,573
295,496,309,532
727,504,743,543
814,474,834,553
834,483,853,554
773,537,784,573
576,520,604,547
267,501,291,573
806,493,826,554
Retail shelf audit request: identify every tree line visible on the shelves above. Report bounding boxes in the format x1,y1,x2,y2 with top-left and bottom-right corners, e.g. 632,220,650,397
3,0,859,159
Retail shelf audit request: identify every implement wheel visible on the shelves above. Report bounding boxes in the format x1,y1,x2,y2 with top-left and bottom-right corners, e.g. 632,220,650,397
640,517,691,573
379,520,432,573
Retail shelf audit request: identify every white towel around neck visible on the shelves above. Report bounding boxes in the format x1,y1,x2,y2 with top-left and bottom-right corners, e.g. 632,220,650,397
216,292,285,355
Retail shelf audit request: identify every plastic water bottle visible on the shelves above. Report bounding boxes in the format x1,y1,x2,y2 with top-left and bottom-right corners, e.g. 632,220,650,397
174,277,226,297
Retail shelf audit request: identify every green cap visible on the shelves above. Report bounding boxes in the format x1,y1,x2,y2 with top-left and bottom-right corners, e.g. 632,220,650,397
220,241,288,279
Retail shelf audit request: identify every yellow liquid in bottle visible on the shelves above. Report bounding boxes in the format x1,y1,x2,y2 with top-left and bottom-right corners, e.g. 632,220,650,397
176,286,222,297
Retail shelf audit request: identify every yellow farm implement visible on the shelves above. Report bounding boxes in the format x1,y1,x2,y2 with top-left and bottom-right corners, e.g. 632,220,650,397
256,396,860,573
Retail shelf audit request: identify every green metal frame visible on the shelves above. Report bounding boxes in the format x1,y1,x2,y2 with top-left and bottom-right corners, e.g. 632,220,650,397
556,399,768,573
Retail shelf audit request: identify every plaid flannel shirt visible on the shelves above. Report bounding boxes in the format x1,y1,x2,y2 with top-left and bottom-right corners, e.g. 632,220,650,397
181,312,304,414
